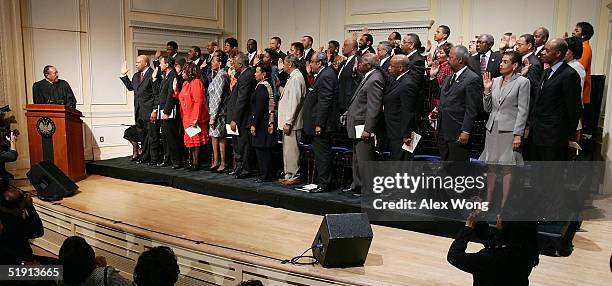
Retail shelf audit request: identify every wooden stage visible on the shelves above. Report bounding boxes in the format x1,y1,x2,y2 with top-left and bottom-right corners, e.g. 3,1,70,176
29,175,612,286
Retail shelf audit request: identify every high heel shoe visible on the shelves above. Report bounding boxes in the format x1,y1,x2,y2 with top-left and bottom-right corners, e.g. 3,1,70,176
131,154,141,161
214,165,226,173
209,164,220,172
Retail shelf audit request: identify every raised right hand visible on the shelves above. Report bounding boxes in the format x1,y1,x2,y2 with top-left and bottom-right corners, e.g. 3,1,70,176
155,48,162,59
429,60,440,78
172,78,178,93
121,61,129,75
482,72,493,93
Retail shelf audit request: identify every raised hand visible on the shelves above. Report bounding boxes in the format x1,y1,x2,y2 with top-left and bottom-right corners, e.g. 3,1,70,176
520,59,531,76
362,26,369,34
426,40,432,53
200,60,208,69
121,61,129,75
352,31,359,40
429,60,440,78
563,31,569,39
155,48,162,60
172,78,178,93
499,36,509,51
278,57,284,71
152,67,159,80
457,36,464,46
508,35,517,49
482,72,493,93
426,53,434,67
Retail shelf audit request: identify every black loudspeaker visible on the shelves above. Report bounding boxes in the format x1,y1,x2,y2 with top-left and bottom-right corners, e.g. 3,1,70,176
312,213,373,268
27,161,78,201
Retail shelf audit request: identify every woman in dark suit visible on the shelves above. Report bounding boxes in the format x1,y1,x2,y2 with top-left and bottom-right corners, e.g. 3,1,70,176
480,51,530,210
249,63,276,182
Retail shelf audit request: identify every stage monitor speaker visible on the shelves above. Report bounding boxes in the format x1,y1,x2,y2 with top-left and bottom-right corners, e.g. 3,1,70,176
27,160,78,201
312,213,373,268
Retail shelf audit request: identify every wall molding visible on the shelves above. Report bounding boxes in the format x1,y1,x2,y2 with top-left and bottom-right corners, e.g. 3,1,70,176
81,110,134,118
129,20,223,36
345,20,434,36
349,0,430,15
129,0,219,21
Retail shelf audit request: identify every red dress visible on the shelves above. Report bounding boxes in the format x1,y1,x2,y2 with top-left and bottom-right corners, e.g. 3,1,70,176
177,78,210,147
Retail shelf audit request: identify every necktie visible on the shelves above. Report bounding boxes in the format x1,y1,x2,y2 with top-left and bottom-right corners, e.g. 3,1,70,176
480,54,487,74
541,68,552,88
447,74,456,91
139,71,144,82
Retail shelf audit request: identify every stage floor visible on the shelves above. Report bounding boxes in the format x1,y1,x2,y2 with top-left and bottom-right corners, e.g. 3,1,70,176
31,175,612,285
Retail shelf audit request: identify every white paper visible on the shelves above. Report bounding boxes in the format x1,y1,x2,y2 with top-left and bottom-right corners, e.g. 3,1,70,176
296,184,318,192
568,141,582,151
185,126,202,138
226,124,239,135
354,125,365,139
402,132,422,153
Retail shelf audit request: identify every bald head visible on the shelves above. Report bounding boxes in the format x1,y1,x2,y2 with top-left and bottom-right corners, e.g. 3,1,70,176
136,55,150,72
388,55,409,77
541,38,568,65
342,38,358,57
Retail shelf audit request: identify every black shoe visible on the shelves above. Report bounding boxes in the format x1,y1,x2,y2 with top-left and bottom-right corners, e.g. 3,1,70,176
172,165,182,170
188,165,202,172
148,161,160,166
309,187,328,193
209,165,220,172
228,171,237,176
136,159,149,164
341,187,360,193
157,162,171,167
253,178,265,183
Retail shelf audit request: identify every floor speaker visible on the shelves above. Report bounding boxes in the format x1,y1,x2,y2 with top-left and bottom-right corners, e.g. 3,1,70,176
27,160,78,201
311,213,373,268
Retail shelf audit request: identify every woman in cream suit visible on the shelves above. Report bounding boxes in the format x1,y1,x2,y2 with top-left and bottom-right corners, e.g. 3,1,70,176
480,51,530,210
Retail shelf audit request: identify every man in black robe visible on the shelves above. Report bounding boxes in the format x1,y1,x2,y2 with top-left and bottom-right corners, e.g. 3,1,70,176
32,65,77,108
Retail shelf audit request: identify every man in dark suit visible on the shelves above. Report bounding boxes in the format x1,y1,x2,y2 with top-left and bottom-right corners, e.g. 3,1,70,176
432,46,484,161
527,38,582,161
303,52,340,193
269,37,286,65
376,41,393,79
469,34,502,78
337,38,361,113
246,39,258,67
227,53,257,178
358,33,376,56
152,56,182,169
384,55,420,161
533,27,549,60
302,35,315,63
401,33,426,85
187,46,203,75
387,31,403,56
201,41,218,87
344,53,385,194
516,34,544,113
120,55,159,165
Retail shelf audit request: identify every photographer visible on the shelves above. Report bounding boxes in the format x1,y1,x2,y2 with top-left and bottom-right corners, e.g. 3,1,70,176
0,130,18,190
0,187,45,264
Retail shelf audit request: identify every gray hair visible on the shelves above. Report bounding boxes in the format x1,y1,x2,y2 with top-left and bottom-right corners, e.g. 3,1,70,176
394,54,410,68
285,54,300,67
537,27,550,40
234,52,249,67
312,51,328,66
480,34,495,46
378,41,392,54
361,53,380,67
346,38,358,51
452,45,470,64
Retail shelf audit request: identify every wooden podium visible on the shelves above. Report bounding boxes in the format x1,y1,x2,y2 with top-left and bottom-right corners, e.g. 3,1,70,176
25,104,86,182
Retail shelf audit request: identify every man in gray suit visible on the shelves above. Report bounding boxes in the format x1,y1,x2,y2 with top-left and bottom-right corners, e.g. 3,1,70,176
432,45,483,161
343,53,385,194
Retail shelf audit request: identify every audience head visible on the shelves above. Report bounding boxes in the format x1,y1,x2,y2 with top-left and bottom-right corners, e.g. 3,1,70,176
328,40,340,56
206,41,218,54
402,33,424,54
270,36,282,51
134,246,179,286
376,41,392,60
187,46,201,61
290,42,305,58
499,221,540,268
388,31,402,48
181,62,201,82
435,25,451,42
359,33,374,50
533,27,549,47
166,41,178,56
239,280,264,286
302,35,314,50
233,52,250,72
468,36,478,55
43,65,59,83
357,53,379,74
263,48,279,65
437,42,453,63
342,38,358,57
476,34,494,54
500,51,521,75
224,37,239,53
254,63,271,82
159,56,175,72
175,58,186,74
0,188,27,212
59,236,96,285
565,36,584,62
136,55,150,71
448,45,470,72
541,38,568,65
283,54,299,73
309,51,327,73
211,51,228,71
388,55,409,77
516,34,535,56
246,39,258,54
573,21,594,41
